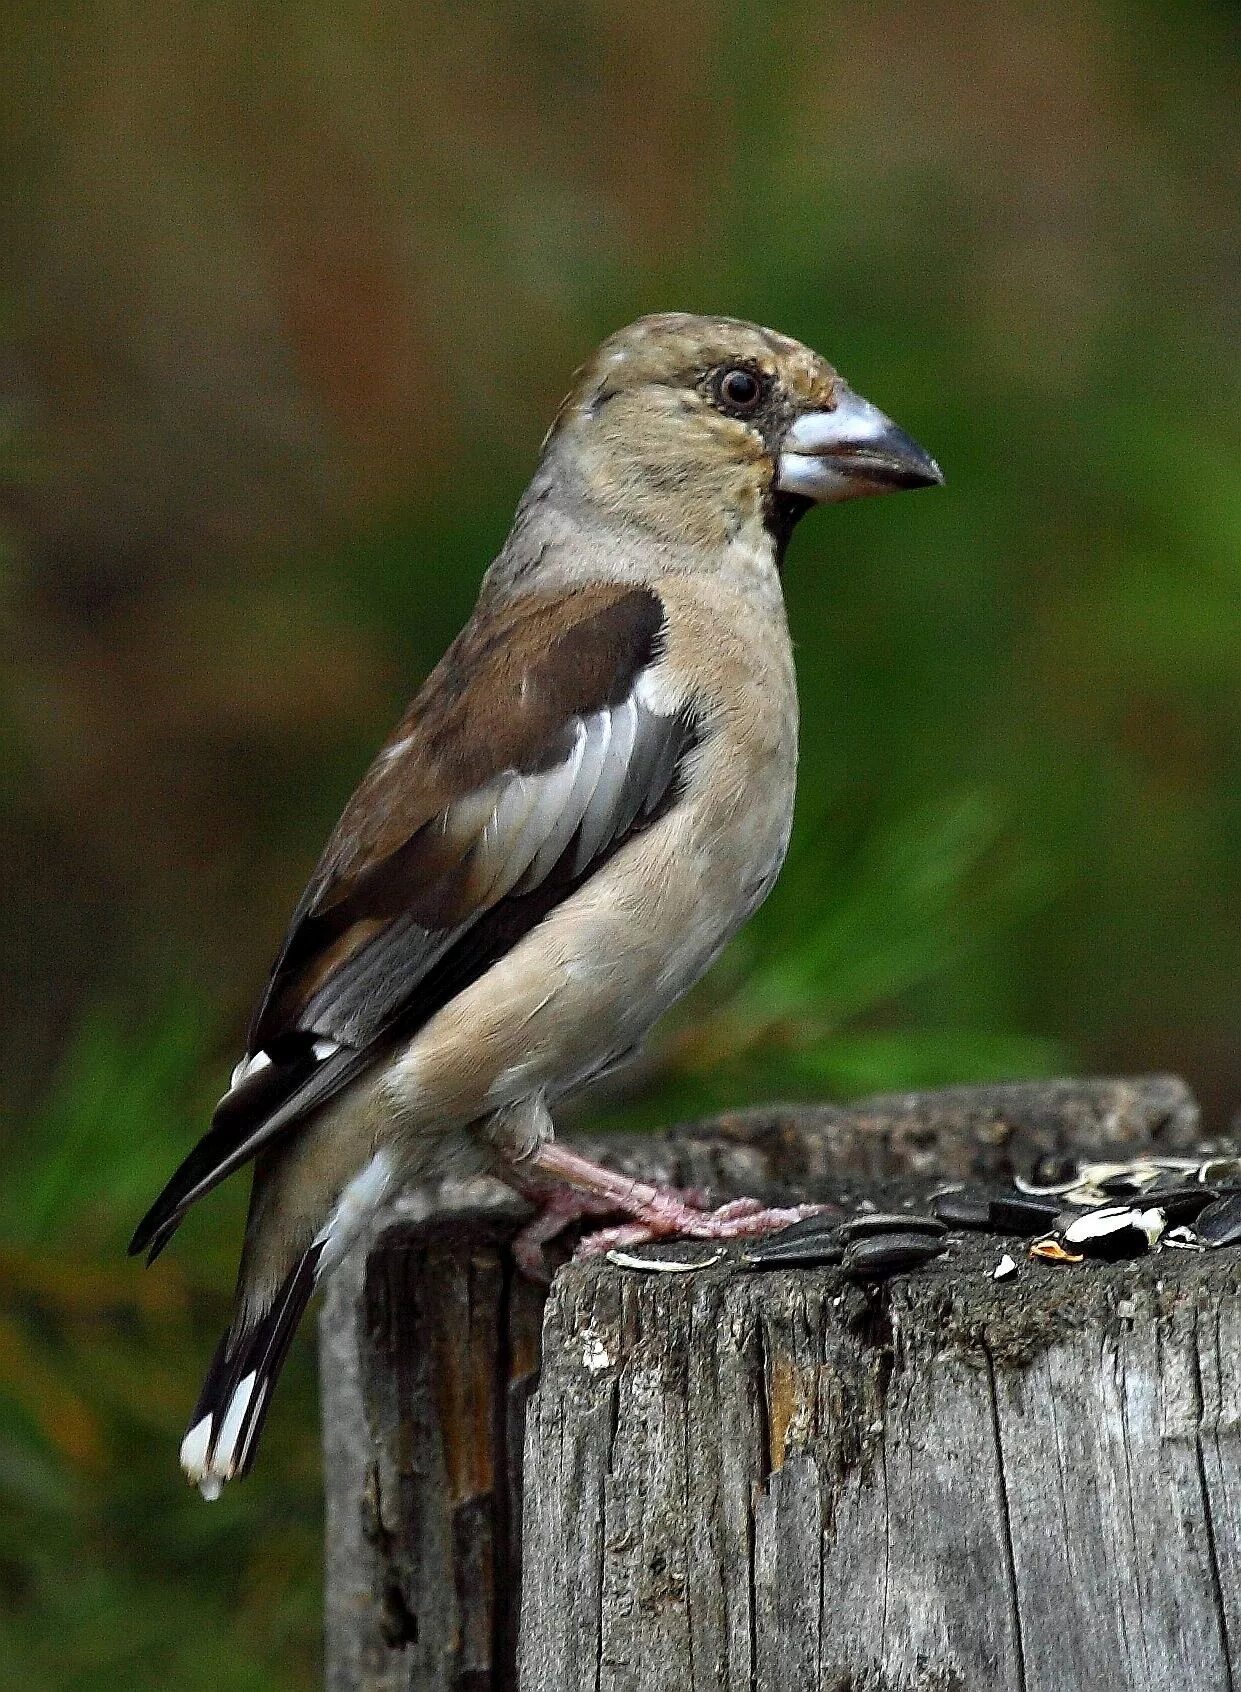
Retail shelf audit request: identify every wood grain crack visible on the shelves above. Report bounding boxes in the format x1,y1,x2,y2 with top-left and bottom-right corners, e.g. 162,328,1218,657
982,1339,1028,1692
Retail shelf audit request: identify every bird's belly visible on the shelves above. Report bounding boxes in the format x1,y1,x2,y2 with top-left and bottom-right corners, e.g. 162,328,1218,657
383,745,795,1127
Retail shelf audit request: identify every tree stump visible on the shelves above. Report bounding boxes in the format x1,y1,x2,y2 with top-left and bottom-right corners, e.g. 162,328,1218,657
320,1077,1241,1692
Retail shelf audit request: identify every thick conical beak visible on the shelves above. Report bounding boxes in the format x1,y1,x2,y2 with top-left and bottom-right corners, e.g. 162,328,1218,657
777,388,944,503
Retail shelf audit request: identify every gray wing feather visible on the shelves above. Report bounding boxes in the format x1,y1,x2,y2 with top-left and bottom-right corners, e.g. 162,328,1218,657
574,698,637,871
224,678,689,1098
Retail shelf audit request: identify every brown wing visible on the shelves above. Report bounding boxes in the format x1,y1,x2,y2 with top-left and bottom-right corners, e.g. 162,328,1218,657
131,582,697,1260
248,580,671,1041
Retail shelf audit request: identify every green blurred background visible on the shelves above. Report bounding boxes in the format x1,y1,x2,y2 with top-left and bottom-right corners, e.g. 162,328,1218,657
1,2,1238,1685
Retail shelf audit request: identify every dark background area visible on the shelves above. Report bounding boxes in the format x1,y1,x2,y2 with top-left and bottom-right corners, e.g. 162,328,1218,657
1,3,1237,1686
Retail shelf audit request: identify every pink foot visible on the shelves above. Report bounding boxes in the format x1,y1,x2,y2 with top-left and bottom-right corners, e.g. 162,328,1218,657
501,1141,832,1277
506,1170,709,1281
571,1195,832,1261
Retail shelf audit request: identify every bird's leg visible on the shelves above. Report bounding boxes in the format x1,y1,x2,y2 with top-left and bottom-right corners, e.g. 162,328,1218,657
484,1094,556,1163
563,1199,774,1262
487,1103,707,1272
501,1176,623,1281
488,1098,830,1276
528,1143,826,1265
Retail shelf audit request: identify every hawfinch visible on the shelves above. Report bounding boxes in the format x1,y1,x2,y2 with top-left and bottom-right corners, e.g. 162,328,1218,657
131,313,942,1496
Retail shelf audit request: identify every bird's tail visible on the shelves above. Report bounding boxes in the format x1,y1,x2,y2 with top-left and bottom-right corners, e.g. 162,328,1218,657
179,1240,324,1499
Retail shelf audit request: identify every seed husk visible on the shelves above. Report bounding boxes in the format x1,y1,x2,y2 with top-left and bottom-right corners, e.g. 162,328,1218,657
1029,1237,1084,1264
1062,1205,1163,1260
605,1248,726,1273
1098,1171,1157,1198
1015,1155,1080,1193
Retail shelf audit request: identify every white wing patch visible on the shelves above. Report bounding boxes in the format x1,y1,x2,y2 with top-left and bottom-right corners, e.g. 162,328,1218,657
452,667,689,906
226,1039,338,1105
230,1050,272,1088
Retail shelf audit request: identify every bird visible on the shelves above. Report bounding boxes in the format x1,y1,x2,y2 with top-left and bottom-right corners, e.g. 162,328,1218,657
130,311,942,1498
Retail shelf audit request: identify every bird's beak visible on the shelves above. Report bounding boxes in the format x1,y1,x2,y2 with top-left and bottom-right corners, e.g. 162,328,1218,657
776,388,944,503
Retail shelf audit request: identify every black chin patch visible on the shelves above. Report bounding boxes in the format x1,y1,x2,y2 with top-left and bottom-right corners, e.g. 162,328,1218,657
763,489,814,567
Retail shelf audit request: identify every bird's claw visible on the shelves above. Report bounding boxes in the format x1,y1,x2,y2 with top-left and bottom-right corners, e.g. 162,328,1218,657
509,1179,711,1281
503,1140,830,1279
571,1196,833,1261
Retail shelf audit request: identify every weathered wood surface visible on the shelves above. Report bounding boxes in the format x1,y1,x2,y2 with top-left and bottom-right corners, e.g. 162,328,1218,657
520,1237,1241,1692
322,1205,544,1692
320,1076,1239,1692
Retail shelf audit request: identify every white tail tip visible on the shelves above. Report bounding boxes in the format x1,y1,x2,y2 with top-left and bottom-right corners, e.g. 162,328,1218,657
179,1371,261,1500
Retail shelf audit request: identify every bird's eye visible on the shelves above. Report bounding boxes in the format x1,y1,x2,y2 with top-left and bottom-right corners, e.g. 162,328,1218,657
714,366,765,414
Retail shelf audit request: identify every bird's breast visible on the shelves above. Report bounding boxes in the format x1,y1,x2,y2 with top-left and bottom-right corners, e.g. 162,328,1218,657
602,575,799,1000
380,570,799,1127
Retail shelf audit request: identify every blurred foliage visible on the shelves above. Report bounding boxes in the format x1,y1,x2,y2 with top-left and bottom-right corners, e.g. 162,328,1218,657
0,0,1237,1685
0,1004,322,1690
592,790,1064,1128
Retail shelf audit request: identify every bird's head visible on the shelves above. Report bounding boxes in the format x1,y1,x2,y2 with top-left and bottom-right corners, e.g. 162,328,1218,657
543,312,943,555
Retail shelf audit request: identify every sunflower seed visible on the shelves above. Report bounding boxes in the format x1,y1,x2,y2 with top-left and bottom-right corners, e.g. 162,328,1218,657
1193,1191,1241,1247
989,1194,1064,1235
1135,1182,1217,1224
992,1254,1018,1281
742,1217,844,1267
837,1212,947,1243
1198,1158,1241,1190
932,1189,995,1229
842,1232,945,1279
748,1214,842,1247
